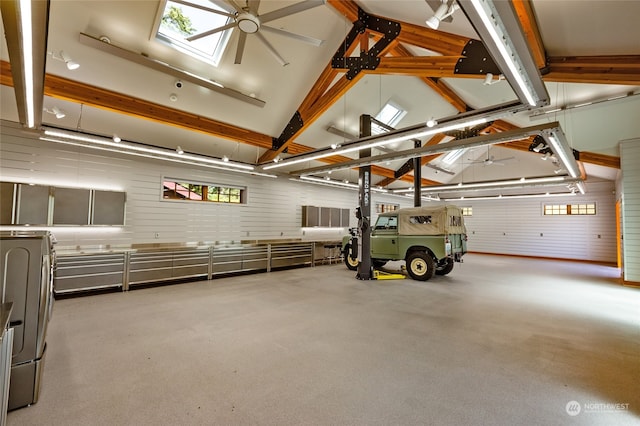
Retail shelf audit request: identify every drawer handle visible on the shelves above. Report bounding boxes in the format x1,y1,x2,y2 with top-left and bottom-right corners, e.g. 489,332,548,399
9,320,23,327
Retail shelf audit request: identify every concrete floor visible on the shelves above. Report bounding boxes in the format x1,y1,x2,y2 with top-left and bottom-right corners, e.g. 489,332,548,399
7,254,640,425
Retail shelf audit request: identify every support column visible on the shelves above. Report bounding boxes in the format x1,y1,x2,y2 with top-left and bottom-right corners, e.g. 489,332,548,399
413,139,422,207
357,114,373,280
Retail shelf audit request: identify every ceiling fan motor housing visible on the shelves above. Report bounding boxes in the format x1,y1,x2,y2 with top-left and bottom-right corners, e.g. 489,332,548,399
237,12,260,33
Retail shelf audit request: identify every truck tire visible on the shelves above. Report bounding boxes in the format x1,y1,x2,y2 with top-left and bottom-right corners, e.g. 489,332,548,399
344,244,359,271
406,251,435,281
435,257,455,276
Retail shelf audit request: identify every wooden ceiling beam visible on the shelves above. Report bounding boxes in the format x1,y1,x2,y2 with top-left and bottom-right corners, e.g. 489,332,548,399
512,0,547,69
544,55,640,85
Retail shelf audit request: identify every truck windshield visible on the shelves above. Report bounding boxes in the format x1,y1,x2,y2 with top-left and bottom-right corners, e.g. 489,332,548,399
375,216,398,230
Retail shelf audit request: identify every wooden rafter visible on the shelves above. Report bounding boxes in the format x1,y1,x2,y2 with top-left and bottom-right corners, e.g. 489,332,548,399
544,55,640,85
512,0,547,69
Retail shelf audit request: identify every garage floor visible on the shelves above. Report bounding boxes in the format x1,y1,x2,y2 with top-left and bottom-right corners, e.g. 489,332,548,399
7,254,640,425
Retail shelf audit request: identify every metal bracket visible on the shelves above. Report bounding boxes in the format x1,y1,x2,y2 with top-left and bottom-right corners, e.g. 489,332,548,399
454,39,501,76
331,7,401,80
272,110,303,151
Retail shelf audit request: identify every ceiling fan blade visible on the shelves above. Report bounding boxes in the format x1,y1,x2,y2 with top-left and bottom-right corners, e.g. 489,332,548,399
171,0,235,18
234,31,248,64
187,22,237,42
247,0,260,14
260,0,326,24
225,0,246,13
254,32,289,66
261,25,324,46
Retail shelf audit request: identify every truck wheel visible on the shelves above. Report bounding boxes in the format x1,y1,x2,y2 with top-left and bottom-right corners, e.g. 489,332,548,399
435,257,455,276
406,251,435,281
343,244,359,270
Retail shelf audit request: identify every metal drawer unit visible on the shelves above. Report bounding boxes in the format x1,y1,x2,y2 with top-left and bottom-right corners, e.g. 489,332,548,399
211,245,269,276
128,248,210,288
128,251,174,286
171,248,210,279
270,242,313,269
54,253,125,294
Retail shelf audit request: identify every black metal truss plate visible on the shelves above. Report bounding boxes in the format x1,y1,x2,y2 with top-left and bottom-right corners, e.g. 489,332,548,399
272,110,303,151
454,39,501,76
395,159,415,178
331,7,401,80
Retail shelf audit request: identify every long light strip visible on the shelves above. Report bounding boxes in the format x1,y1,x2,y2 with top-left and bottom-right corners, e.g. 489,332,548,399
297,176,389,193
19,0,35,128
263,117,489,171
467,0,537,106
40,135,278,179
546,134,580,178
394,176,576,193
44,129,254,170
441,191,577,201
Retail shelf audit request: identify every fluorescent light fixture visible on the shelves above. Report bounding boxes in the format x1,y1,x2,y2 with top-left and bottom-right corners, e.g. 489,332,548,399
264,117,489,171
20,0,34,127
0,225,122,233
40,129,281,179
441,192,577,201
291,121,558,177
544,131,581,178
459,0,548,107
295,176,389,193
394,175,580,194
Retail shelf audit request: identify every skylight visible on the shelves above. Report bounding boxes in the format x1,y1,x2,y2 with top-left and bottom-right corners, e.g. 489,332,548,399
441,149,467,165
155,0,233,66
372,102,407,135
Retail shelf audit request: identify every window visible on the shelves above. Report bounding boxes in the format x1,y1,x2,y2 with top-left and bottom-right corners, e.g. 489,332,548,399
461,207,473,216
163,179,245,204
544,203,595,215
374,216,398,230
155,0,233,66
409,215,432,224
372,102,407,135
376,203,399,213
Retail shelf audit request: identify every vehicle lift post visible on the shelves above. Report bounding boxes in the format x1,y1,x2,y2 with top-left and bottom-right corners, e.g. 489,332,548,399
356,114,373,280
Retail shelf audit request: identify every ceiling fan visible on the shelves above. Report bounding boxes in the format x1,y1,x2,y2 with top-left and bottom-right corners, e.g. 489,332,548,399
468,146,515,166
186,0,326,66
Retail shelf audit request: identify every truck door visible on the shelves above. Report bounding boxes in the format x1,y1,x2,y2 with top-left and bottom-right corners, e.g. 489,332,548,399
371,215,399,257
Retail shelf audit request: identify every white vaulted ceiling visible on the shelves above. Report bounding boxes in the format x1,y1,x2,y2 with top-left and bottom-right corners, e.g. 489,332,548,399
1,0,639,190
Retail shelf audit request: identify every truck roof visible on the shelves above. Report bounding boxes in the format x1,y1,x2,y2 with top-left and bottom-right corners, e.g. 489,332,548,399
378,205,466,235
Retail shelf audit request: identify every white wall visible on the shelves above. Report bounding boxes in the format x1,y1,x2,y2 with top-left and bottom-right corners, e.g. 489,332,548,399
0,124,412,248
0,123,619,263
456,180,617,263
620,138,640,282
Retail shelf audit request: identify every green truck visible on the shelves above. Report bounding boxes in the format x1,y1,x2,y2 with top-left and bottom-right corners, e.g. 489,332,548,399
342,205,468,281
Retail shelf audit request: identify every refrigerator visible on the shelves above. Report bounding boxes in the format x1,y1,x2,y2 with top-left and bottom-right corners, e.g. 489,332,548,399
0,231,55,410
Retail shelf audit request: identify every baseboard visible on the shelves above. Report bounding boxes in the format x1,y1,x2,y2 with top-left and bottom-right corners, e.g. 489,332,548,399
467,251,619,268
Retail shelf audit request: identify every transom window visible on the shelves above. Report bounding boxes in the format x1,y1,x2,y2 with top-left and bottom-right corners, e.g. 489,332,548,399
544,203,596,215
163,179,245,204
155,0,233,66
461,207,473,216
